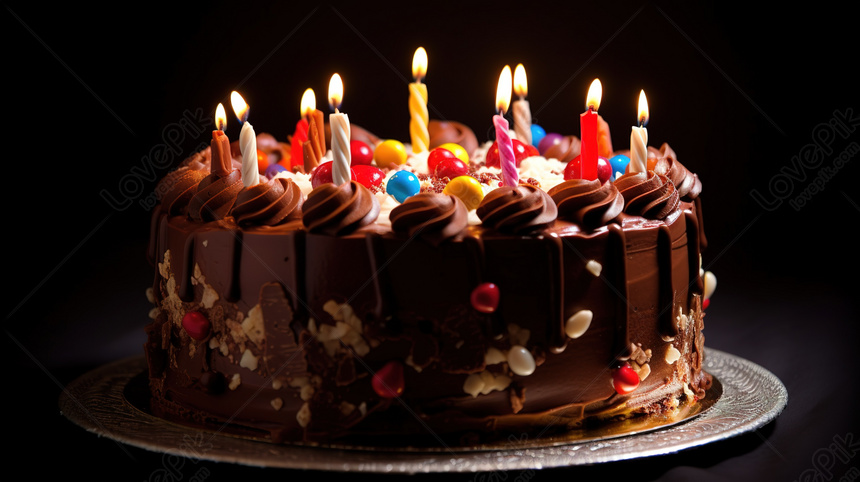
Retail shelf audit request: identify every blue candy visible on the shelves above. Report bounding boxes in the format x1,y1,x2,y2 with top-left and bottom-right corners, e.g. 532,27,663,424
608,154,630,181
265,163,288,179
530,124,546,148
387,170,420,203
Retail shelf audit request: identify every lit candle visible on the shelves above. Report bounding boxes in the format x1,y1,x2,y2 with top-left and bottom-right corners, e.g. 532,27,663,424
630,90,649,173
512,63,532,146
580,79,602,181
409,47,429,153
290,88,316,171
494,65,518,188
211,103,232,176
329,73,351,186
230,91,260,187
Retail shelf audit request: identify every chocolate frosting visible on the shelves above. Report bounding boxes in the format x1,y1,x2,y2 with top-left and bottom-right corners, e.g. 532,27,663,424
547,178,623,229
542,135,580,162
231,177,304,226
390,193,468,245
614,171,680,219
187,169,244,222
157,167,209,215
302,180,380,235
477,184,558,234
651,143,702,201
428,120,479,158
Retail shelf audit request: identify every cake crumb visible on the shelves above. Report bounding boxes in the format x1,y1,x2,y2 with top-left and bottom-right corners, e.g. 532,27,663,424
270,397,283,411
296,402,311,427
229,373,241,390
239,349,259,371
586,260,602,277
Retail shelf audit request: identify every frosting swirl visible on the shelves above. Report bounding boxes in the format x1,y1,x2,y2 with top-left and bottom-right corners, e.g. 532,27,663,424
156,167,209,215
302,180,380,235
231,177,304,226
651,143,702,201
614,171,679,219
547,178,623,229
476,184,557,234
187,169,244,222
390,193,468,245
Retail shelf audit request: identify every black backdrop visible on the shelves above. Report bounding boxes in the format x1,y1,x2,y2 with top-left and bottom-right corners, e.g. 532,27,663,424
4,1,858,480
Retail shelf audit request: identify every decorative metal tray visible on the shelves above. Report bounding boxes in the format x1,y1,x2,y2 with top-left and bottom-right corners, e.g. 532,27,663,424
59,348,786,473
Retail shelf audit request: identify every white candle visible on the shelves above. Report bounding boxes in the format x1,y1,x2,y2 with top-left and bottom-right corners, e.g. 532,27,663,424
630,90,649,173
230,91,260,187
512,63,532,146
329,74,351,186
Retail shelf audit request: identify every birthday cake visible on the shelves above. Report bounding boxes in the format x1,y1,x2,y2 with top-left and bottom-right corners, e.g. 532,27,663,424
144,108,716,445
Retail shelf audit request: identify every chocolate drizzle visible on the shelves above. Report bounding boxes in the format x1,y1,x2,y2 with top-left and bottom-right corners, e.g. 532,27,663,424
657,225,677,338
390,193,468,245
476,184,557,234
302,180,380,235
548,179,623,229
614,171,679,219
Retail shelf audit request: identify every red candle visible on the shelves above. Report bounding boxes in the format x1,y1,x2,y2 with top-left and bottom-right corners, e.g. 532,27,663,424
290,88,316,170
211,103,232,176
579,79,602,181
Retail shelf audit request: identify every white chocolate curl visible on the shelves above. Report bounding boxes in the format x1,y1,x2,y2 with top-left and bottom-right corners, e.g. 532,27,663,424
513,99,532,146
630,125,648,173
409,82,429,153
239,121,260,187
330,112,351,185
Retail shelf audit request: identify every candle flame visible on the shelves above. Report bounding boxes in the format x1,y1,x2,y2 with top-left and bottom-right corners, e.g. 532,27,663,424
412,47,428,81
231,91,249,123
496,65,512,115
638,89,649,126
329,73,343,111
301,88,316,118
513,63,528,98
215,103,227,132
585,78,602,112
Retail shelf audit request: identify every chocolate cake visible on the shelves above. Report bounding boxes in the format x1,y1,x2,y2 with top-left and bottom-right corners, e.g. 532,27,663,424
144,120,714,445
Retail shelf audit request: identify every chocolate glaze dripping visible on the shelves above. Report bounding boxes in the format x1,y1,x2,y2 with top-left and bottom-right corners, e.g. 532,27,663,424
463,233,500,339
364,233,388,320
657,225,677,338
227,229,243,302
608,224,631,360
179,232,196,302
685,209,704,303
545,235,567,354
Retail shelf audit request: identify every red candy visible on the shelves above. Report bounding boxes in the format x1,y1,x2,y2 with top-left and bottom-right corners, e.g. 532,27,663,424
470,282,500,313
434,157,469,179
350,140,373,166
372,360,405,398
485,139,537,168
612,363,640,394
182,311,210,340
563,155,612,183
310,161,335,188
427,147,456,174
352,164,385,189
703,298,710,310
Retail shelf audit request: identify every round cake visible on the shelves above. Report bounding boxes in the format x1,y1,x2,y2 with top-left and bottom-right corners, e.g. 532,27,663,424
144,118,715,445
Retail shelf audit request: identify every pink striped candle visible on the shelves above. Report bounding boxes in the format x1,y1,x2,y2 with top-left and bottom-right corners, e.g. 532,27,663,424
494,65,517,188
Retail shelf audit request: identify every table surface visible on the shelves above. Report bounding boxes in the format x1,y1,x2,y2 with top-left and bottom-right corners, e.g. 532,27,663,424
5,2,858,480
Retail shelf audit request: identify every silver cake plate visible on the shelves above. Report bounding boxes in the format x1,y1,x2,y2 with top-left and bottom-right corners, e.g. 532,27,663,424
59,348,786,473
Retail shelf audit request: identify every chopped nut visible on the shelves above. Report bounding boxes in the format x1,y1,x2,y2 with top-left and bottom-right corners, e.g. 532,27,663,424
201,283,219,309
484,347,506,365
270,397,283,411
358,402,367,416
239,349,258,371
463,370,512,397
272,379,283,390
148,307,158,319
202,240,208,247
296,402,311,427
158,250,171,279
586,260,602,277
339,401,356,416
228,373,241,390
665,345,681,364
242,305,266,347
300,384,314,401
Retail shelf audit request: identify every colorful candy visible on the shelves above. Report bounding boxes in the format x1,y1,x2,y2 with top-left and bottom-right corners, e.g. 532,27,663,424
485,139,538,168
612,363,640,394
311,161,335,188
427,147,456,174
537,132,563,155
530,124,546,148
443,175,484,210
372,360,405,398
375,139,408,168
386,170,420,203
470,282,499,313
437,142,469,164
265,163,287,179
181,311,210,340
608,154,630,181
350,139,374,166
435,157,469,179
564,155,612,183
352,165,385,189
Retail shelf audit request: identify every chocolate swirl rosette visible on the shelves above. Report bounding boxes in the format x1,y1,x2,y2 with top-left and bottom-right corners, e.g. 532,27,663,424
547,178,623,229
390,193,468,245
302,180,380,235
650,143,702,201
187,168,244,222
230,177,304,226
614,171,680,219
476,184,557,234
156,167,209,215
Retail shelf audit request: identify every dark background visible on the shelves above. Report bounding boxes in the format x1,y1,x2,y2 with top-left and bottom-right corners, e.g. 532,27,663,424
4,1,858,480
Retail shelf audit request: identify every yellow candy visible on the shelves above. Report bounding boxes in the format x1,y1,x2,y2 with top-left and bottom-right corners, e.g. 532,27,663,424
437,142,469,164
374,139,408,167
443,175,484,211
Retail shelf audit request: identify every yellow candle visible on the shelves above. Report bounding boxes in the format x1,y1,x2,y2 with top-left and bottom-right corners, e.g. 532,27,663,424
409,47,429,153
